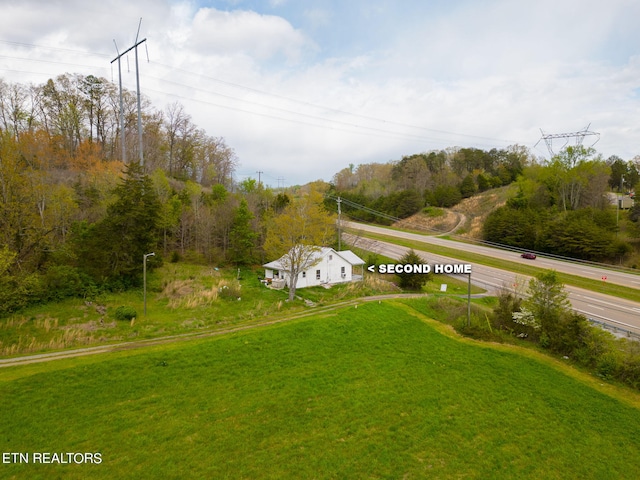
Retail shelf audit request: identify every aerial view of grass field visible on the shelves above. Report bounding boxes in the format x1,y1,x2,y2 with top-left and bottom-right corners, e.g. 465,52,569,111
2,301,639,479
3,3,640,478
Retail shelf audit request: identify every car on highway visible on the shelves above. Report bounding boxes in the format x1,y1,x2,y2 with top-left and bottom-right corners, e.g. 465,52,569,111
521,252,536,260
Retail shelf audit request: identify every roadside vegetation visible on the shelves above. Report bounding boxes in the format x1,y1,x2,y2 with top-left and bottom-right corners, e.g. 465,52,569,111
327,146,640,268
402,270,640,392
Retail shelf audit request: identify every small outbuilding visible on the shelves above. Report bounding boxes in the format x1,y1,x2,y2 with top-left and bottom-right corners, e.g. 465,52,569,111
263,247,365,290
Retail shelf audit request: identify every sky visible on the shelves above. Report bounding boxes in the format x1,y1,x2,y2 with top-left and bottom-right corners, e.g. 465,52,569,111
1,0,639,186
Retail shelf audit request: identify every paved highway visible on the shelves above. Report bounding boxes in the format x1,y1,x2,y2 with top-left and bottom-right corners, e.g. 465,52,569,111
344,221,640,290
343,223,640,337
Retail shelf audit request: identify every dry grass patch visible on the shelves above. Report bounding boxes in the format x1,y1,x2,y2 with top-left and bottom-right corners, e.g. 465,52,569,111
162,278,243,309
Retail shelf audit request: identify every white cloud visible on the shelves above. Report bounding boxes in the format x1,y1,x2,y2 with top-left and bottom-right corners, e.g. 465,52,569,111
188,8,314,63
1,0,639,184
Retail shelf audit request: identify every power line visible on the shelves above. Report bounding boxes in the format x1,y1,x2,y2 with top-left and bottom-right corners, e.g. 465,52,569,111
0,40,111,58
150,60,521,146
0,41,523,148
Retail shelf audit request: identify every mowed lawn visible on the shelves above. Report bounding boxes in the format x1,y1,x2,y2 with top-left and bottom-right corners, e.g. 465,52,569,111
1,302,640,479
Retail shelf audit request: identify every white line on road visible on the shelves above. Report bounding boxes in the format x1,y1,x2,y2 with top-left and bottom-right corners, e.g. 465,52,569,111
586,304,604,311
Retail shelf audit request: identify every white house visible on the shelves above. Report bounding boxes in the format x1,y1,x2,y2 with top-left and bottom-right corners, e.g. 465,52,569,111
263,247,365,289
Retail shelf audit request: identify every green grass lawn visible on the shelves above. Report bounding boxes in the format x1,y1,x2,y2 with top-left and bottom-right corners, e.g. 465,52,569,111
1,302,639,479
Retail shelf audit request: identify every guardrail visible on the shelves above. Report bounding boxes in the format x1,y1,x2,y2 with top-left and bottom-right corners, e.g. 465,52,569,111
588,318,640,341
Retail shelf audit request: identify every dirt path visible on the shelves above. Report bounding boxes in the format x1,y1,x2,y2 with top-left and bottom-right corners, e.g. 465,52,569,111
0,294,432,368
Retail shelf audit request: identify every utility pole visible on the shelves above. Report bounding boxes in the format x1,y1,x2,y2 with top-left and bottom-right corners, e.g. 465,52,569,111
467,273,471,327
617,174,625,237
112,41,126,164
256,171,263,188
134,18,144,166
143,252,155,316
111,18,147,166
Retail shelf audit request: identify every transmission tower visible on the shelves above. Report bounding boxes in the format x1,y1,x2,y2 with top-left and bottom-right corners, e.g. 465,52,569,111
535,124,600,157
111,18,148,165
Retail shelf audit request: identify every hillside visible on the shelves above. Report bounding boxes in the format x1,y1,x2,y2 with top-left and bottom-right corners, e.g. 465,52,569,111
393,185,516,238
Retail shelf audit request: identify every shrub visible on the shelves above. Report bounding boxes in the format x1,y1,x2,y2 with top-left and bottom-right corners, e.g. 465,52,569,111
114,305,137,321
596,352,621,380
43,265,95,301
217,280,241,300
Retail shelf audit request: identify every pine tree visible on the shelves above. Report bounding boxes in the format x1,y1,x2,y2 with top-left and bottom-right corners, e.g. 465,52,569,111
229,198,257,265
78,162,161,284
396,249,430,290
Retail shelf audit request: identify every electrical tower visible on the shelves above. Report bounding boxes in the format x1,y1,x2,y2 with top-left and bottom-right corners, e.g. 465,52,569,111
535,124,600,157
111,18,148,165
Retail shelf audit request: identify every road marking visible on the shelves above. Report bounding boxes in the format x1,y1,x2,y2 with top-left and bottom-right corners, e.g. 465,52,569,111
587,304,604,311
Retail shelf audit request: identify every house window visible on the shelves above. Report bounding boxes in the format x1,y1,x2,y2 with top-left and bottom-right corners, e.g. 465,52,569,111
302,271,306,278
341,266,346,274
329,255,333,260
316,269,321,280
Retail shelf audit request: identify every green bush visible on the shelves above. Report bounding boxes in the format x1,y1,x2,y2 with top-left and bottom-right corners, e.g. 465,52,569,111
422,206,444,217
43,265,95,301
114,305,137,321
596,352,621,380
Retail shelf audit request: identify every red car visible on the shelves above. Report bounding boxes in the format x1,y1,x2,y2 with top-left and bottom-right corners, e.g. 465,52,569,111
521,252,536,260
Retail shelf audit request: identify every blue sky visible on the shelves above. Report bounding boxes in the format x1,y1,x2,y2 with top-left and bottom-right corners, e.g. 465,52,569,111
1,0,639,185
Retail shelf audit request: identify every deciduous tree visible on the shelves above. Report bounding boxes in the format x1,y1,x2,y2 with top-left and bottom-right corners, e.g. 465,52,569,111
264,188,336,301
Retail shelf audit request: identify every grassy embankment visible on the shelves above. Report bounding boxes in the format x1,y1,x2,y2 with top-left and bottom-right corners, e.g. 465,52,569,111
1,301,639,479
0,258,478,357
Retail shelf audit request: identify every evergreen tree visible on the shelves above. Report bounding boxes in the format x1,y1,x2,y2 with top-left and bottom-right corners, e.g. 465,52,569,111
229,198,257,265
396,249,430,290
460,174,477,198
78,162,161,285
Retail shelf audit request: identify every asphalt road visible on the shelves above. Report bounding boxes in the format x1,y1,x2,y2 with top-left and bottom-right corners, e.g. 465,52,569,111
343,222,640,337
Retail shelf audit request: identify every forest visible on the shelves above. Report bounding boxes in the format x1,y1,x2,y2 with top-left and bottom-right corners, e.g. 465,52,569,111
0,73,283,315
2,72,640,317
327,144,640,264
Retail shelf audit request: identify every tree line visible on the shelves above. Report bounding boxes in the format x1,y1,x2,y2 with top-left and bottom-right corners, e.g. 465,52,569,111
483,146,640,263
328,143,640,264
0,74,301,315
0,74,236,186
326,146,528,223
0,71,343,315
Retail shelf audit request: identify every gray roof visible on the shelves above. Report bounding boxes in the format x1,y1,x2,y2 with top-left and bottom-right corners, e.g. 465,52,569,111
335,249,365,265
263,247,365,269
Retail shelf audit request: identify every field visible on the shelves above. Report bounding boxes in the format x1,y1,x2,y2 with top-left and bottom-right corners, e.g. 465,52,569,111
0,261,474,357
2,301,640,479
